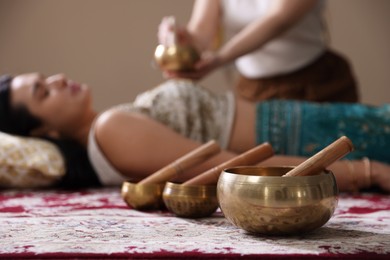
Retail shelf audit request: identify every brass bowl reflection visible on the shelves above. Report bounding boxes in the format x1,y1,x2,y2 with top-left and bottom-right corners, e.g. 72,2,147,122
121,181,165,210
154,44,200,71
162,182,219,218
217,166,339,235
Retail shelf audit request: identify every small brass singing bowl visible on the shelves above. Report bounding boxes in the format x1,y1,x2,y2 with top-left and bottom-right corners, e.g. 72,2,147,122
162,182,219,218
154,44,200,72
121,181,165,210
217,166,339,235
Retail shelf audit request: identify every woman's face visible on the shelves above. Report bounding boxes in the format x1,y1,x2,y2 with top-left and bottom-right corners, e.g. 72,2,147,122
10,73,94,133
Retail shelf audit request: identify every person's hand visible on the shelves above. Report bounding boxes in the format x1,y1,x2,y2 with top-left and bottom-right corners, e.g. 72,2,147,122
158,16,175,46
158,16,191,46
371,161,390,193
163,52,222,81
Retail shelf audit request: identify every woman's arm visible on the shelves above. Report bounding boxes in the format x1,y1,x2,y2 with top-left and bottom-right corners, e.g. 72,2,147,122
186,0,222,52
94,109,236,182
260,155,390,193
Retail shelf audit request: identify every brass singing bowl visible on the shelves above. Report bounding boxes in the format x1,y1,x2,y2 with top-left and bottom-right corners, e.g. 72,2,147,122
121,181,165,210
162,182,219,218
154,44,200,72
217,166,339,235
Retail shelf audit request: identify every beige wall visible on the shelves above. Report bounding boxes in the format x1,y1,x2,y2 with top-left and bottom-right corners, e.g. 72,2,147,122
327,0,390,105
0,0,389,111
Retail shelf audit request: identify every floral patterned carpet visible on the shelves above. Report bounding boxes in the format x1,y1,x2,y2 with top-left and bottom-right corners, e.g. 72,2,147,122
0,188,389,259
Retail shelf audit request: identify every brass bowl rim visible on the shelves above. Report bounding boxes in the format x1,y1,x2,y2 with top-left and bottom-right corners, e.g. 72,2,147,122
163,182,217,197
122,180,165,188
220,166,334,185
164,181,216,189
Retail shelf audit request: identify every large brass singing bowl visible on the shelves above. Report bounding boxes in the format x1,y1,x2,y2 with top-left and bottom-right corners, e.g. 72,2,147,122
121,181,165,210
162,182,219,218
217,166,339,235
154,44,200,72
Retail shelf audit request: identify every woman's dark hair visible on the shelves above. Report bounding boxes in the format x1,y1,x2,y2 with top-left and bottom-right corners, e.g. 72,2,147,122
0,75,101,188
48,137,102,188
0,75,43,136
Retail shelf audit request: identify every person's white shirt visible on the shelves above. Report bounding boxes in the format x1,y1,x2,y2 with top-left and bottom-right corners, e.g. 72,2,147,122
222,0,327,78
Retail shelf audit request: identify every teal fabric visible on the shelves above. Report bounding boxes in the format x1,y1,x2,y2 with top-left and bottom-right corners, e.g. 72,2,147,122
256,100,390,163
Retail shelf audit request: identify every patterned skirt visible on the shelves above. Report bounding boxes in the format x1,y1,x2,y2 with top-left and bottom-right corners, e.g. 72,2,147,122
256,100,390,163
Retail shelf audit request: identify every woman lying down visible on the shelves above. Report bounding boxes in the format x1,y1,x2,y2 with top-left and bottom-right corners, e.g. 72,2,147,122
0,73,389,193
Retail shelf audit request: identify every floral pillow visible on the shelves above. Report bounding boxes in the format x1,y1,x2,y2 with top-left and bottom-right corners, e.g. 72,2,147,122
0,131,65,188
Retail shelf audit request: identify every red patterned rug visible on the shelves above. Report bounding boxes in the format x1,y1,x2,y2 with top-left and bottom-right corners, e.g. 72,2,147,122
0,188,389,259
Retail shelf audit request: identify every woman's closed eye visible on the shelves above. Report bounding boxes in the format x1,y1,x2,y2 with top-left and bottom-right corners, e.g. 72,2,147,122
33,80,49,100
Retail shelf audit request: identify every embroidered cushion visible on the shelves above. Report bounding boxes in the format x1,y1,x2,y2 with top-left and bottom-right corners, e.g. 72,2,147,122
0,131,65,188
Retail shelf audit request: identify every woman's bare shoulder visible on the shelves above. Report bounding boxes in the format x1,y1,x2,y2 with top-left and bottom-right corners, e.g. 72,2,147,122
93,109,152,177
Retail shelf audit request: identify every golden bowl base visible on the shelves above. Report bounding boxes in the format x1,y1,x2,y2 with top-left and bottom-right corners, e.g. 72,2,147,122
162,182,219,218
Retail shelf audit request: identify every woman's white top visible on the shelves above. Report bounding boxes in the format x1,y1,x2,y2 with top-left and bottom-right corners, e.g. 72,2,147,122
87,80,235,186
221,0,327,78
